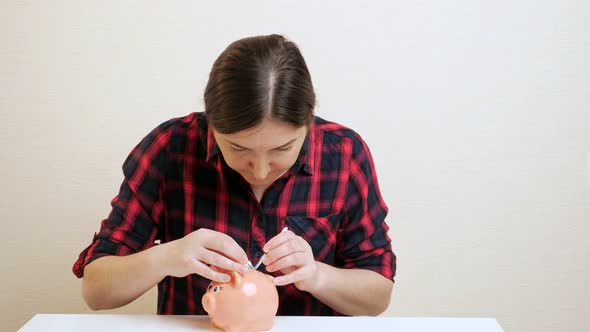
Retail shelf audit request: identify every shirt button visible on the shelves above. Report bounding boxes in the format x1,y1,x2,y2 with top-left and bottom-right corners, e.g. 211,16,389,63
256,251,262,257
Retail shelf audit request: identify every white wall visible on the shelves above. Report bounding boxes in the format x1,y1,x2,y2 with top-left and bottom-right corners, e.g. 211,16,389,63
1,1,588,331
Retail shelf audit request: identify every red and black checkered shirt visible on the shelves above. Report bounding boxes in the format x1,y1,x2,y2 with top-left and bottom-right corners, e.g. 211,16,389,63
73,112,396,316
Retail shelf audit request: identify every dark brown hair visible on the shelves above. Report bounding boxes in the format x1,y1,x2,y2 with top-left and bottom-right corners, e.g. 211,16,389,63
204,34,316,134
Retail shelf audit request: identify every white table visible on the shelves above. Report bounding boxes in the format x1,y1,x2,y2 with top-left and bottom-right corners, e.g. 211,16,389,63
18,314,504,331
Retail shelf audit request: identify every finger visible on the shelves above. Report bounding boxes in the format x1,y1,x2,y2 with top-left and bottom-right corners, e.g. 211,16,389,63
266,251,307,273
202,231,248,264
190,257,231,283
263,230,297,254
273,266,310,286
263,238,304,266
198,248,246,273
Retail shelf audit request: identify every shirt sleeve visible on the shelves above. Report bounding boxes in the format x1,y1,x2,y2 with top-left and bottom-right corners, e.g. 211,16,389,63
336,134,396,281
72,124,170,278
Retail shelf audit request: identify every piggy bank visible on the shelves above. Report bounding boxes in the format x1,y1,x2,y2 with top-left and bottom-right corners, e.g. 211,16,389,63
201,269,279,332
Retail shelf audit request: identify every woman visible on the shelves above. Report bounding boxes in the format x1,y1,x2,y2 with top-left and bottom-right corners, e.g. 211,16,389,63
74,34,396,316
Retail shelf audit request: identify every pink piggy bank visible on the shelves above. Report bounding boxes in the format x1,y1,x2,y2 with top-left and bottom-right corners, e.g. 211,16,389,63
201,269,279,332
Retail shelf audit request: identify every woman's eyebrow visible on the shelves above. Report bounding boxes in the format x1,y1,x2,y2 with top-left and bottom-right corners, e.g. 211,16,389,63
272,139,297,150
227,141,251,150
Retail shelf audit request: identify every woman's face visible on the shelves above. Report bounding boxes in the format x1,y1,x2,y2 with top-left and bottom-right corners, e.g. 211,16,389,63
213,117,308,189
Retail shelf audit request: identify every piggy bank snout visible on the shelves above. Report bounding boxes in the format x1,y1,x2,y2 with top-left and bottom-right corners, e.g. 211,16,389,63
202,293,216,313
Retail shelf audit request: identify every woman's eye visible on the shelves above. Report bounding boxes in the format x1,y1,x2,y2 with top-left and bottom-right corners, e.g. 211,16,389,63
230,146,246,152
276,146,292,152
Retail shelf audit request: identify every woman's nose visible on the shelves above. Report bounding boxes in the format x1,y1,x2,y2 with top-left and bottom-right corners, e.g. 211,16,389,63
251,158,270,180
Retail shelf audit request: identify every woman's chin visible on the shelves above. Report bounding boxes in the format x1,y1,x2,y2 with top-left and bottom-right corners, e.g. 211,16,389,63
247,179,271,187
244,175,280,187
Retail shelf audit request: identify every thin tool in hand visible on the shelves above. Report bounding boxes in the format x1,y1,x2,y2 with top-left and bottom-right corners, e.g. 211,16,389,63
253,226,289,270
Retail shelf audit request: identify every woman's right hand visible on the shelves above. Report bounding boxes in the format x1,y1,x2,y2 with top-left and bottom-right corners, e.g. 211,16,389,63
161,228,248,282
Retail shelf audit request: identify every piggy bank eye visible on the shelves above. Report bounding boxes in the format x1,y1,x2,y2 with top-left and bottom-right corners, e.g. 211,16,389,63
207,285,212,290
213,286,220,292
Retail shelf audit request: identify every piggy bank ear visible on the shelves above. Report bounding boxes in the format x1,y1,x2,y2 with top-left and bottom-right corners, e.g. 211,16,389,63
210,265,231,274
210,265,227,273
231,271,244,288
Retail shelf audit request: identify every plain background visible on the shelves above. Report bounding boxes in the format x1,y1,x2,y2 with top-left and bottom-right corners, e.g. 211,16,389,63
1,1,589,332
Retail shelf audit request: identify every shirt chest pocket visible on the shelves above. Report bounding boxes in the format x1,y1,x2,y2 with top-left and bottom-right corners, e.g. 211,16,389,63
280,212,343,264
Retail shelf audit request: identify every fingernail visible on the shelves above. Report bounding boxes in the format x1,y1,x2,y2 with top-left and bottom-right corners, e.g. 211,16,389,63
273,277,282,285
222,275,231,282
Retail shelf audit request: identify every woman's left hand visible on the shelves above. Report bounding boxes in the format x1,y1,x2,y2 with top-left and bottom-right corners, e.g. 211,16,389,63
262,230,319,292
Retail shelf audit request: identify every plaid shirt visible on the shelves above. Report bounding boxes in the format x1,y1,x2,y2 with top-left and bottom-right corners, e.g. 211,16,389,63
73,112,396,316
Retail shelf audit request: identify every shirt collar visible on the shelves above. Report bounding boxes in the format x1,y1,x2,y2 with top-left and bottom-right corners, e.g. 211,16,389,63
206,127,221,163
292,125,314,175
